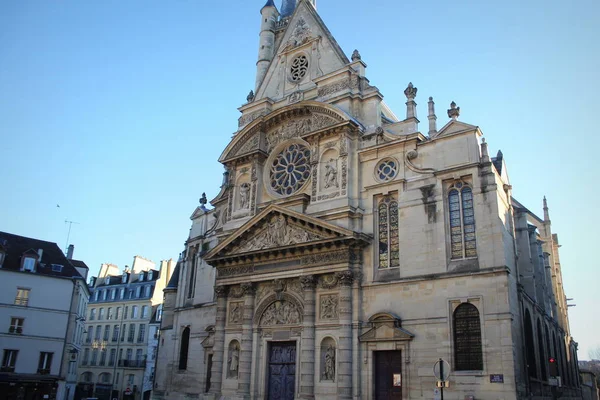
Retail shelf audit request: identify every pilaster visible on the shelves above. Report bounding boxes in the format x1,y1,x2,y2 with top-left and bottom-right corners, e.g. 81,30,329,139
209,285,228,395
336,270,354,399
237,283,256,398
299,275,317,399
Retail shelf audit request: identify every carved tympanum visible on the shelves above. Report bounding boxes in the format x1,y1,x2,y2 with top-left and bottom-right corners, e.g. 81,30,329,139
260,300,301,326
237,215,322,253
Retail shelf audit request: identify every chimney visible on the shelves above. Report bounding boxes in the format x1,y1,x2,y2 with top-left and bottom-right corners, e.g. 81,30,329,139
67,244,74,260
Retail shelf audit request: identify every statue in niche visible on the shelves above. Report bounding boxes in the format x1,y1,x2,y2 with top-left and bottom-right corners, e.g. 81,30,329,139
323,344,336,381
320,295,338,320
228,342,240,378
324,159,338,189
239,183,251,209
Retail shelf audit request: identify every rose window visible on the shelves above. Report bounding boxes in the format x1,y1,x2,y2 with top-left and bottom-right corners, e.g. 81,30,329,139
290,55,309,82
270,143,311,195
376,159,398,181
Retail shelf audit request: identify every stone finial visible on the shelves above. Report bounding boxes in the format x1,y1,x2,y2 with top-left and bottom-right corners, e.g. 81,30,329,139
199,192,207,206
404,82,417,100
480,138,490,163
221,168,230,188
448,101,460,120
351,49,361,62
246,90,255,103
427,96,437,136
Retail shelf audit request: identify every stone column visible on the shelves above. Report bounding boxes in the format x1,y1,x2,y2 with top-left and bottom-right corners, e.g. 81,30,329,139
209,285,228,396
299,275,317,399
237,282,255,398
336,271,354,399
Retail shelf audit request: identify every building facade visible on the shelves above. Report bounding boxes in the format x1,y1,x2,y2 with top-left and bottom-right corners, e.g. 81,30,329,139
154,1,581,399
76,256,174,400
0,232,89,400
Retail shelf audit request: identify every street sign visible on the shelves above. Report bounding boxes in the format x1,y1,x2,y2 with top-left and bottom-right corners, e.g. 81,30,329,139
490,374,504,383
433,359,451,381
548,377,558,387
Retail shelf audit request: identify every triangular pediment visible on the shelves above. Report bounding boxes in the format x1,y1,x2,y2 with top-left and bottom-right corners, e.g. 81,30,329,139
205,205,365,262
359,324,415,342
433,120,480,139
255,0,351,102
359,313,415,342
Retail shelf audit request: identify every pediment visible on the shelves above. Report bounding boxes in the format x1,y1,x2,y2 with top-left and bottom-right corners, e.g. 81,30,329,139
221,101,353,162
360,313,415,342
205,204,365,262
254,0,351,102
432,120,480,139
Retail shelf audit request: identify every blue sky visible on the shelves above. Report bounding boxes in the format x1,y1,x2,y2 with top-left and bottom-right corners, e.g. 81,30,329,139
1,0,598,359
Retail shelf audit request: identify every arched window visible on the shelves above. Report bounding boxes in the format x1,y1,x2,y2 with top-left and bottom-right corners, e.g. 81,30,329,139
448,181,477,259
179,327,190,370
537,319,547,380
378,196,399,269
524,309,537,378
80,371,93,382
453,303,482,370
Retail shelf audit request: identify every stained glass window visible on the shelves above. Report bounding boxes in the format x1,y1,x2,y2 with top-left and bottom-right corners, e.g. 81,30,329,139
378,197,399,268
270,143,312,196
453,303,483,370
448,182,477,259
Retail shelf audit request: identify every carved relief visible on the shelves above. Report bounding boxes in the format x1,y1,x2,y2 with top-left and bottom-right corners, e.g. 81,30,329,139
301,250,348,267
260,300,302,326
283,17,313,51
255,282,272,304
218,265,255,278
286,278,302,296
300,275,316,291
227,341,240,379
215,286,228,298
336,270,354,287
237,215,322,253
288,91,304,104
318,274,339,290
228,286,244,299
229,302,243,324
266,113,338,152
238,110,268,128
320,294,339,320
317,75,360,98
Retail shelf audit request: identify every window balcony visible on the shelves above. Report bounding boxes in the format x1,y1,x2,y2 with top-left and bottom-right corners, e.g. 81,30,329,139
8,327,23,334
37,368,50,375
0,367,15,373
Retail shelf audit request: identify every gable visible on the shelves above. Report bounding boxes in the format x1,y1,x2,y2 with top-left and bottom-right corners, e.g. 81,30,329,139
205,204,367,262
255,0,351,102
433,120,480,139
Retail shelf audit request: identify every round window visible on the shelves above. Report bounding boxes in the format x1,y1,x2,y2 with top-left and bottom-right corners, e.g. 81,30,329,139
290,55,309,82
376,159,398,182
270,143,312,196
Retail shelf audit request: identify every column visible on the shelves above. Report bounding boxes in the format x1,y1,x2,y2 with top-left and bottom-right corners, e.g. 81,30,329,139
237,282,255,398
299,275,317,399
336,271,354,399
209,285,228,395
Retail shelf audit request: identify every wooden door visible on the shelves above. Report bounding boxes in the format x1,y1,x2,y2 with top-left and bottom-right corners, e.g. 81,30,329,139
374,350,402,400
267,342,296,400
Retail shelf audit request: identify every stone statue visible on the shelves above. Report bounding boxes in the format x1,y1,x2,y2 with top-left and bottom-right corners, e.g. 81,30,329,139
323,344,335,381
324,160,338,189
228,343,240,378
239,183,250,209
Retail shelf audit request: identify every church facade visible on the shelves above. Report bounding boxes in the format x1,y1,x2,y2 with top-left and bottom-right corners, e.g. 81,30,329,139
153,1,581,399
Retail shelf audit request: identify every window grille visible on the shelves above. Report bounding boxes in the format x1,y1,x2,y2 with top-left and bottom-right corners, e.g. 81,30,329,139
453,303,483,370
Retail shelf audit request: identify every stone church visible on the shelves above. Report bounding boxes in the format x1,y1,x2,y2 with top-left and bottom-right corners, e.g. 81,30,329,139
153,1,581,399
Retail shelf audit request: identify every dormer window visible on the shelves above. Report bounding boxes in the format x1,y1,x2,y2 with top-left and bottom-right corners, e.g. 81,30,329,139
22,256,36,272
51,264,63,272
122,273,128,283
105,277,110,285
148,271,153,280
